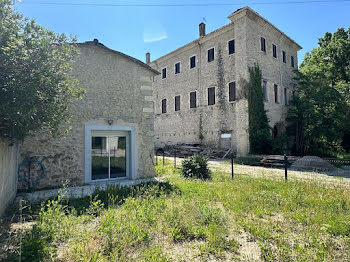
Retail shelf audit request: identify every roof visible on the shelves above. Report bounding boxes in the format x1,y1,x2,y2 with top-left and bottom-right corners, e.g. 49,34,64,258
78,39,160,75
229,7,302,50
152,6,302,63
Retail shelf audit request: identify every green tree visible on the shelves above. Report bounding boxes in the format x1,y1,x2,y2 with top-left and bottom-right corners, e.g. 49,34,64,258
0,0,84,141
297,27,350,153
245,64,273,154
287,71,348,156
301,27,350,103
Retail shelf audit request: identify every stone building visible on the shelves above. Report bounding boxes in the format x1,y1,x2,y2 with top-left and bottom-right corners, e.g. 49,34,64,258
19,39,159,190
149,7,302,156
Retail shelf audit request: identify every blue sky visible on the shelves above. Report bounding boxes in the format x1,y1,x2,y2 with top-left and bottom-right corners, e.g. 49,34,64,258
15,0,350,65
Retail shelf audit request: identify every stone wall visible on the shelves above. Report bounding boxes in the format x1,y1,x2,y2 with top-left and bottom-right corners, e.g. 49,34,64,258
244,9,300,129
150,7,300,156
19,43,157,190
0,139,18,216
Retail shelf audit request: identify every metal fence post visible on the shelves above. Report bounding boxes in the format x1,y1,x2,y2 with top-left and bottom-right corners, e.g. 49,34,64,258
174,150,177,169
163,152,165,167
155,152,158,166
284,154,288,181
231,152,234,180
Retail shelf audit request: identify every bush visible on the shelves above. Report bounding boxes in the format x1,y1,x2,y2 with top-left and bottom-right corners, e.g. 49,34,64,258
181,155,210,179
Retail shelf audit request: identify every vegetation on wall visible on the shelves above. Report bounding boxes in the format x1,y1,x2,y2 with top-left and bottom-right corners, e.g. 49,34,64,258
245,64,273,154
199,114,204,141
216,44,228,132
0,0,84,141
287,27,350,156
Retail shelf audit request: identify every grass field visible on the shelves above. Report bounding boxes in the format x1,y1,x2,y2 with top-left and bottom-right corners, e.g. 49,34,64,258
1,159,349,261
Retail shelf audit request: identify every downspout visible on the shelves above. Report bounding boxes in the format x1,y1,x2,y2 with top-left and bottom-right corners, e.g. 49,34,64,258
196,39,203,143
278,32,283,106
196,40,202,107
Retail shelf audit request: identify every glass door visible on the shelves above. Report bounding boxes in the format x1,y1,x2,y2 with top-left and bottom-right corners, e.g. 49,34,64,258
91,133,127,180
109,136,126,178
91,136,109,180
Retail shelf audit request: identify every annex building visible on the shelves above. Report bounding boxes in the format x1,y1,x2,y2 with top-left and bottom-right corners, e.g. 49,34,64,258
149,7,302,156
18,40,159,190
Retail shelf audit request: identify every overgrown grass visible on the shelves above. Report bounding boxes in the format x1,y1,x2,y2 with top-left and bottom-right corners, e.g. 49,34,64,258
234,156,261,166
3,159,350,261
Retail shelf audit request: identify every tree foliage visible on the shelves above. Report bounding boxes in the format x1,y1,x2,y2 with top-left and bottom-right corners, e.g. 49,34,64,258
287,72,348,156
246,64,273,154
0,0,84,141
287,27,350,155
301,27,350,104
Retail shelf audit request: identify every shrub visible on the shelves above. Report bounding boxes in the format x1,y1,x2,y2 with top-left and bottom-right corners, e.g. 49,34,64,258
181,155,210,179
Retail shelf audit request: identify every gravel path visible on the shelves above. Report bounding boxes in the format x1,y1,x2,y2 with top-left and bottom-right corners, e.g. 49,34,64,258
210,161,350,187
163,157,350,187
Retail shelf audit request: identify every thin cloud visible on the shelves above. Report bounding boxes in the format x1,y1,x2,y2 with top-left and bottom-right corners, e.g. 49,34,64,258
143,20,167,43
144,34,168,43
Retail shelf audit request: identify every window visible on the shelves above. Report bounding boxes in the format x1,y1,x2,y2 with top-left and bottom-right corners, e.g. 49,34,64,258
208,87,215,105
291,56,295,68
284,88,288,105
208,48,214,62
175,95,180,111
162,68,166,79
261,37,266,52
91,134,127,180
272,44,277,58
229,82,236,102
274,84,278,103
92,137,106,150
161,99,167,113
175,62,180,74
190,91,197,108
282,51,286,63
190,56,196,69
262,80,268,101
228,40,235,54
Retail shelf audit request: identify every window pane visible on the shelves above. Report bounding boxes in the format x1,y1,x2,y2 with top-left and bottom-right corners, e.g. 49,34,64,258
175,95,180,111
273,44,277,58
175,63,180,74
208,87,215,105
190,92,197,108
190,56,196,68
208,48,214,62
91,136,108,180
162,99,167,113
228,40,235,54
291,56,295,67
229,82,236,102
261,37,266,52
282,51,286,63
274,84,278,103
162,68,166,79
110,136,126,178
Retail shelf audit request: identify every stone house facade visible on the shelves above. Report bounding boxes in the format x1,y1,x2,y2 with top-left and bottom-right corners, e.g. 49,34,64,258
19,40,159,190
149,7,302,156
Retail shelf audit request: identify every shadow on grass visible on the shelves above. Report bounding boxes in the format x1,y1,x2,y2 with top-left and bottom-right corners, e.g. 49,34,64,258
67,180,181,214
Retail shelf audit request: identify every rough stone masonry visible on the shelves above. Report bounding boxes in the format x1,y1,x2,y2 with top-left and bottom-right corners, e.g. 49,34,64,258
149,7,302,156
18,40,159,190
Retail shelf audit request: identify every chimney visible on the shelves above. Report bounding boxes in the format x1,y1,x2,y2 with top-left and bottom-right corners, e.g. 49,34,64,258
146,52,150,64
199,22,206,37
